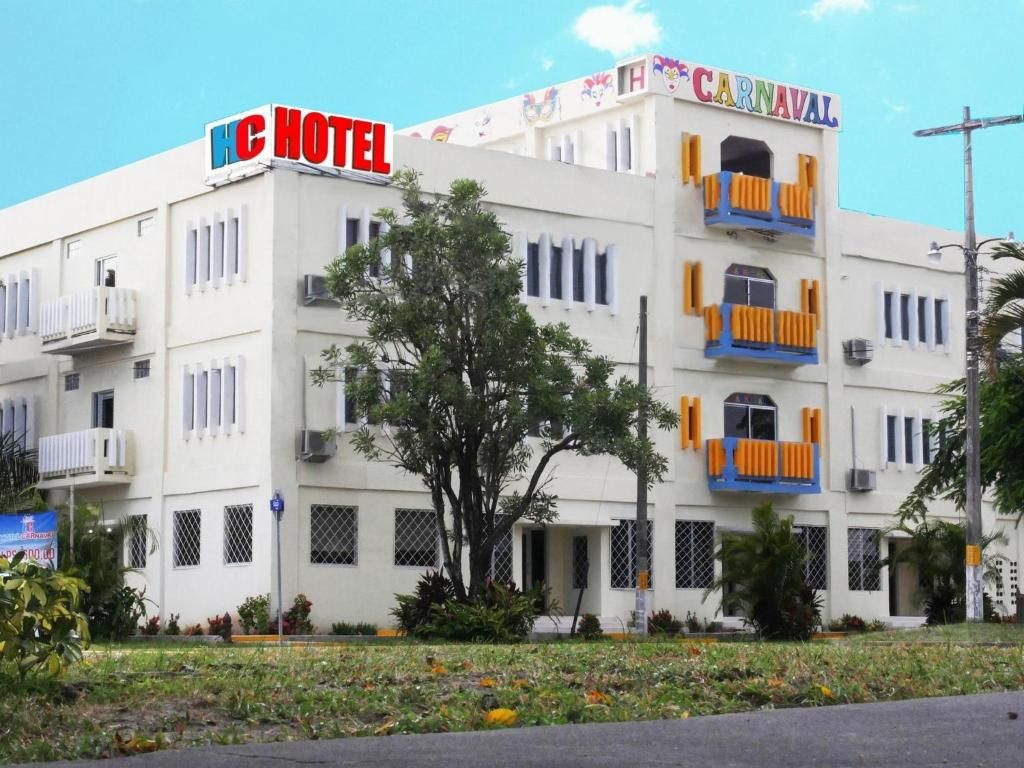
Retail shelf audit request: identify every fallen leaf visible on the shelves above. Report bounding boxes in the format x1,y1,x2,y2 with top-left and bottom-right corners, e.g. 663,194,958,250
374,720,395,735
689,646,701,657
462,660,473,670
587,690,612,705
431,665,448,675
480,678,496,688
768,678,784,688
114,733,160,755
512,678,530,688
818,685,834,699
485,708,517,727
681,711,691,719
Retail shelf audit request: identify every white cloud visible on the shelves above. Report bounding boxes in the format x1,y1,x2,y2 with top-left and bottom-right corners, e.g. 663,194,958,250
573,0,662,57
540,55,554,71
801,0,872,21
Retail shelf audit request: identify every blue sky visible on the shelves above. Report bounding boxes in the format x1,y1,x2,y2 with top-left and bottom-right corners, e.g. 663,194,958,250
2,0,1022,235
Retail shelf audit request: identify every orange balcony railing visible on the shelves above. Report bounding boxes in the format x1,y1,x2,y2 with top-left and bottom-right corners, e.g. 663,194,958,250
706,437,820,493
704,303,818,364
703,171,815,237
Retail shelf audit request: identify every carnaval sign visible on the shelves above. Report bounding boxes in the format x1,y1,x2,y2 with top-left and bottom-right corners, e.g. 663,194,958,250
645,55,841,131
0,510,58,567
204,104,394,185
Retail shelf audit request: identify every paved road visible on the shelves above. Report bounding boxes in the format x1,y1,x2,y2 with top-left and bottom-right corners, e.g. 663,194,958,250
23,692,1024,767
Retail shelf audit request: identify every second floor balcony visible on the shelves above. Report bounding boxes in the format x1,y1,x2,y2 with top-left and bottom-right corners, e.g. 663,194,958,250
706,437,820,494
703,171,815,238
40,287,137,355
704,303,818,364
37,428,133,489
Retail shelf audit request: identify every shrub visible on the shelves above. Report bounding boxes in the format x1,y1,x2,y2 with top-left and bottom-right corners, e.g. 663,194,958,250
417,582,540,642
648,609,683,635
89,585,149,641
164,613,181,636
237,594,270,635
138,616,161,636
866,619,888,632
0,552,90,676
576,613,603,640
828,614,867,632
331,621,378,636
280,594,313,635
684,611,703,633
184,623,203,636
207,613,232,641
392,570,456,635
706,502,822,640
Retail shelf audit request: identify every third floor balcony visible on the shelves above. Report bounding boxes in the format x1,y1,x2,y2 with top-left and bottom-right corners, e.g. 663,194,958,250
704,302,818,364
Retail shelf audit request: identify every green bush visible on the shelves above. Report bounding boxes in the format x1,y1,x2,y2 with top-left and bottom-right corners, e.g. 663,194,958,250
163,613,180,636
207,613,232,641
648,609,683,635
273,594,314,635
576,613,603,640
392,571,456,635
828,614,867,632
237,594,270,635
89,585,148,641
331,621,378,636
706,502,822,641
0,553,90,676
417,582,540,642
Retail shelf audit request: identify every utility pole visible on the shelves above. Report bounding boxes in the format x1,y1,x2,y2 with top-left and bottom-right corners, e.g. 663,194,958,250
635,295,649,636
915,107,1024,621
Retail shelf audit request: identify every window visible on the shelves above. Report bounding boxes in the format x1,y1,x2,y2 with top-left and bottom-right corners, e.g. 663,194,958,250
675,520,714,589
550,245,563,300
572,247,584,302
903,416,914,464
795,525,828,591
133,359,150,380
183,359,242,436
922,418,933,465
610,519,654,589
223,504,253,565
66,240,82,259
187,210,243,292
886,414,897,463
489,524,513,584
127,515,147,569
848,528,881,591
724,265,775,309
596,251,609,306
899,294,910,341
620,125,632,170
346,217,360,250
310,504,358,565
173,509,202,568
526,242,540,297
720,136,772,178
571,535,589,589
65,373,80,392
196,369,208,429
344,367,359,424
394,508,438,567
209,367,222,428
935,299,946,345
183,370,195,431
917,296,928,343
137,217,154,237
606,126,618,171
91,390,114,429
884,291,893,339
723,393,776,441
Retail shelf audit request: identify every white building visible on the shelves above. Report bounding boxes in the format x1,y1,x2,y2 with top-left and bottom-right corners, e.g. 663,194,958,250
0,53,1019,631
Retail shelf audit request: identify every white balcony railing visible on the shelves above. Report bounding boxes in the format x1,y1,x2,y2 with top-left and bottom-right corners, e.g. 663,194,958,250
37,428,133,487
39,287,136,353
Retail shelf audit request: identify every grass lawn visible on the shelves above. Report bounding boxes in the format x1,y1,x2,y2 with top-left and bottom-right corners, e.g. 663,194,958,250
849,622,1024,644
2,637,1023,763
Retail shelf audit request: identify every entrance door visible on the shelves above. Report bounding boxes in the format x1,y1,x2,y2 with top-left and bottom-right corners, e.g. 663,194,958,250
888,539,923,616
92,390,114,428
522,529,547,612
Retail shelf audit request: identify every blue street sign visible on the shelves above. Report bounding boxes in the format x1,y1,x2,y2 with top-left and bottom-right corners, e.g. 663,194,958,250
270,492,284,516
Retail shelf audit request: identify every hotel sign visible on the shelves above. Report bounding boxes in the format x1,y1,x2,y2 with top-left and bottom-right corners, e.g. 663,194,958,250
204,104,393,185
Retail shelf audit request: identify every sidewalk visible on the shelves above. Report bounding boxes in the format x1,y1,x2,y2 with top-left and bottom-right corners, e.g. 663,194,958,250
21,692,1023,767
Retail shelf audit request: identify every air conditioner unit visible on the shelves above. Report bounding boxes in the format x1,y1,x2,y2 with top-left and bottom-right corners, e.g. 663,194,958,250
297,429,337,463
847,468,876,492
302,274,337,306
843,338,873,365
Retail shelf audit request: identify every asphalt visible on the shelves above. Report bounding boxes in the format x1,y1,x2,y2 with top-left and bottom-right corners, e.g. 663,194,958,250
23,692,1024,767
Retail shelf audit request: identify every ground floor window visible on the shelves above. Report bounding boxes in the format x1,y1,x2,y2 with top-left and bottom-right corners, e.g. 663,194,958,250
848,527,881,591
394,508,438,568
674,520,714,589
223,504,253,565
310,504,358,565
127,514,147,569
610,519,654,589
795,524,828,591
173,509,201,568
488,525,513,584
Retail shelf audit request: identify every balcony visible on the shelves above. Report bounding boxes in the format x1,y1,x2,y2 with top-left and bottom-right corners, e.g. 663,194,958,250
704,303,818,364
37,428,133,489
706,437,820,494
40,287,137,354
703,171,815,238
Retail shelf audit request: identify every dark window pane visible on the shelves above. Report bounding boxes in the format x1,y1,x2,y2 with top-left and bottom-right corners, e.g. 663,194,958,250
749,280,775,309
724,404,749,439
750,407,776,440
900,294,910,341
344,368,359,424
573,249,584,302
884,292,893,339
724,275,747,305
917,296,927,342
550,246,563,299
935,300,945,345
526,243,540,297
596,252,608,305
346,218,359,249
922,419,932,465
904,417,914,463
369,221,381,241
886,415,896,463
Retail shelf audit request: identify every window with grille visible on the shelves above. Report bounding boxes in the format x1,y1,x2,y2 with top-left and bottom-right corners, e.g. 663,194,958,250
795,525,828,590
610,519,654,589
310,504,358,565
223,504,253,565
848,527,880,591
675,520,714,589
65,373,80,392
133,359,150,379
127,514,147,569
173,509,201,568
489,524,513,584
394,508,438,568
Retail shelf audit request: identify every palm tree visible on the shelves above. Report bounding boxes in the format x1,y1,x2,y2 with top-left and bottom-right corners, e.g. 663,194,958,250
0,431,39,515
981,242,1024,363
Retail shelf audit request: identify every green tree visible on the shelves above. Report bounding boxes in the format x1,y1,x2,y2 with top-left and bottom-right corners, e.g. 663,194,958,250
980,241,1024,363
315,170,677,601
704,502,821,640
0,432,39,516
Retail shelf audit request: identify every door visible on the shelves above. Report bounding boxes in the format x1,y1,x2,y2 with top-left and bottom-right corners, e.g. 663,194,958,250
92,390,114,428
521,529,547,612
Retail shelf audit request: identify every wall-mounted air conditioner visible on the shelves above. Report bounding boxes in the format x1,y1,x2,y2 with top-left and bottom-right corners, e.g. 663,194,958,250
847,468,876,492
302,274,338,306
297,429,337,462
843,338,873,365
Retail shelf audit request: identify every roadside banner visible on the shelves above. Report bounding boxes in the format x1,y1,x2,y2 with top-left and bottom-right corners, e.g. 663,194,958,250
0,510,59,567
